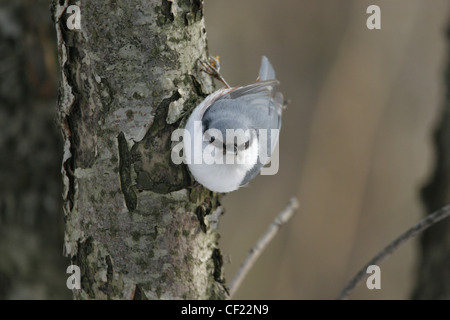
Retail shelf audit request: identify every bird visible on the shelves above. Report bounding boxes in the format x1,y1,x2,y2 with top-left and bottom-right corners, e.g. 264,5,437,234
183,56,285,193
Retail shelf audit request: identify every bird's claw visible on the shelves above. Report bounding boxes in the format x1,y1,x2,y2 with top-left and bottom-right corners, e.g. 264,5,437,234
198,56,231,88
199,56,221,75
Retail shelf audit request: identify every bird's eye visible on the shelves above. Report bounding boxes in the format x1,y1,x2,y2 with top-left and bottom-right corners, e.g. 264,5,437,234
244,140,250,150
209,136,215,143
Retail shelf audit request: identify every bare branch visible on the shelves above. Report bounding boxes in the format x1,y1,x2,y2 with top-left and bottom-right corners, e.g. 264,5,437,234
337,203,450,300
228,197,299,299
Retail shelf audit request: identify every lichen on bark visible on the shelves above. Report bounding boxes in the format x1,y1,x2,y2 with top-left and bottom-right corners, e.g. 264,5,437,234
53,0,226,299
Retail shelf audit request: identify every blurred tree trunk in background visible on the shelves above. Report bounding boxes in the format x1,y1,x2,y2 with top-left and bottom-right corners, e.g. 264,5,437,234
53,0,226,299
413,24,450,299
0,1,70,299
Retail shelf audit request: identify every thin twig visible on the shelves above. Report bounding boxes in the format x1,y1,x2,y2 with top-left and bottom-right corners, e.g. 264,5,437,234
337,203,450,300
228,197,299,299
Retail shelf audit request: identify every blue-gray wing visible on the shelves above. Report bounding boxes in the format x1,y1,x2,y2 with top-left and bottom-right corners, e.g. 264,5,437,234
212,81,283,186
208,56,283,132
215,80,283,132
202,57,284,187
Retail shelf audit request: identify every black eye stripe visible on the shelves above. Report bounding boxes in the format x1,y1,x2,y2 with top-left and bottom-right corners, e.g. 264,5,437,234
216,139,250,152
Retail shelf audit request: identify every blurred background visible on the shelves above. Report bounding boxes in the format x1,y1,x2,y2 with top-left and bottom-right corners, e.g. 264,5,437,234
205,0,449,299
0,0,448,299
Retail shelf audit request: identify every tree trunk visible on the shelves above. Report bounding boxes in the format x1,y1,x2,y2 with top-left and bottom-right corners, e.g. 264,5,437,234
53,0,226,299
412,23,450,299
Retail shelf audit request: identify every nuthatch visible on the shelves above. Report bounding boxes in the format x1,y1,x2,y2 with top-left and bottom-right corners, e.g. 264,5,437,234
183,56,285,192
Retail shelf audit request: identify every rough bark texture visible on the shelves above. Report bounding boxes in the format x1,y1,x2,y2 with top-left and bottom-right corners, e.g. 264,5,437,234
53,0,226,299
412,24,450,299
0,0,70,299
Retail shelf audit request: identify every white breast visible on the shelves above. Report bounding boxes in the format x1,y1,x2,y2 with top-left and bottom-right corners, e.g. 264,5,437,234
183,88,254,193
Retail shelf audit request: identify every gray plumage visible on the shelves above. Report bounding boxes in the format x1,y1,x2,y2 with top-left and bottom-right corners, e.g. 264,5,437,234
259,56,276,81
201,56,284,186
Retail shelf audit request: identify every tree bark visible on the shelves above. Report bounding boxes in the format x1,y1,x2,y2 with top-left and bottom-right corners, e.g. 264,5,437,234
53,0,226,299
412,23,450,299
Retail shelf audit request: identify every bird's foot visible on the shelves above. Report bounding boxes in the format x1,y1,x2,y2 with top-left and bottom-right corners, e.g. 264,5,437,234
198,56,231,88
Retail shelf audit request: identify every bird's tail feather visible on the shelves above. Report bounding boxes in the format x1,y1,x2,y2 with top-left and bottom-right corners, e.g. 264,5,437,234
258,56,276,81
